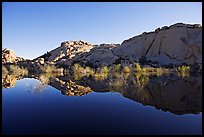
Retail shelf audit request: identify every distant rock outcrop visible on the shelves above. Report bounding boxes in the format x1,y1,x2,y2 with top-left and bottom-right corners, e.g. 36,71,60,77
35,40,94,65
62,43,120,67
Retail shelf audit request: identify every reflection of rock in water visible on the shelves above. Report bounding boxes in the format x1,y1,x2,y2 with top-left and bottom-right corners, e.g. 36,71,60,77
2,72,202,115
119,75,202,115
2,75,17,88
49,77,92,96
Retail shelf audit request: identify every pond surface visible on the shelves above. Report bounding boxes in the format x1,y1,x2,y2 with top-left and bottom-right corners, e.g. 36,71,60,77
2,73,202,135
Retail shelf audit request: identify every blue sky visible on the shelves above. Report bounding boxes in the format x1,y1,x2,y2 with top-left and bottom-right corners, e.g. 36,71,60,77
2,2,202,59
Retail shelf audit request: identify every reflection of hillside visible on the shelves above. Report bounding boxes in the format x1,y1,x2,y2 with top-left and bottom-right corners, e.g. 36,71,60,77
68,74,202,115
2,72,202,115
118,75,202,115
49,77,92,96
2,75,18,88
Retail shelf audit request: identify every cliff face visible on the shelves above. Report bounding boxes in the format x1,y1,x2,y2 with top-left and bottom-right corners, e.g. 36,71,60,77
21,23,202,68
59,23,202,68
113,23,202,66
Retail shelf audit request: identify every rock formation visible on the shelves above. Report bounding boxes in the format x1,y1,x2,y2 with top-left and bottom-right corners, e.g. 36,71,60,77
49,23,202,68
113,23,202,67
4,23,202,71
35,40,94,65
62,43,119,67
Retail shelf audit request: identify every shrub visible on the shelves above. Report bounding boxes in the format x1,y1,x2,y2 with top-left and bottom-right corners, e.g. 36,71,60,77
101,66,109,74
123,66,130,73
113,64,121,72
85,66,95,77
177,65,190,77
135,63,142,71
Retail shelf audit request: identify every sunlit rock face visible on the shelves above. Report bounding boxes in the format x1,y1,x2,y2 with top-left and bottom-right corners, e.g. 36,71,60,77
35,40,94,64
58,23,202,68
32,23,201,69
64,44,119,67
113,23,202,66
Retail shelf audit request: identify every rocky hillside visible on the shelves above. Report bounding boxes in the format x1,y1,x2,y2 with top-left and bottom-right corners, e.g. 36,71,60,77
34,40,94,65
65,23,201,68
113,23,202,67
4,23,202,70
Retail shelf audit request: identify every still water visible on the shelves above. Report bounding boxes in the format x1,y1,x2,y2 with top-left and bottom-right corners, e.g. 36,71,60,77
2,73,202,135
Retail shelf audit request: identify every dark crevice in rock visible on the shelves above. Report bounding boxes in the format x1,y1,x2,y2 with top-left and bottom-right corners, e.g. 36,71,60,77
158,37,163,55
144,34,157,56
163,52,175,59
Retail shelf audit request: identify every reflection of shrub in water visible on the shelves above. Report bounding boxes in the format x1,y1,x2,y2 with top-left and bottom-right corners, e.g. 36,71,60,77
176,66,190,78
109,72,128,88
73,63,95,80
7,65,28,76
41,65,63,73
94,66,109,81
132,72,150,89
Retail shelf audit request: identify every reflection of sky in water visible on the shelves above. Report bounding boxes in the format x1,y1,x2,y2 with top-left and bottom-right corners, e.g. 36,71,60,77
2,78,202,135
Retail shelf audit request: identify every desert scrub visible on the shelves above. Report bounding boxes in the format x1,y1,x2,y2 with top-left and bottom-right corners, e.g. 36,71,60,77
123,66,131,73
134,63,142,72
73,63,85,80
73,63,84,74
133,72,150,88
101,66,109,74
177,65,190,77
177,65,190,72
113,64,121,72
84,66,95,77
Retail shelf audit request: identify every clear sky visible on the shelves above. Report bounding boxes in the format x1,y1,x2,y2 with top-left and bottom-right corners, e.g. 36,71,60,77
2,2,202,59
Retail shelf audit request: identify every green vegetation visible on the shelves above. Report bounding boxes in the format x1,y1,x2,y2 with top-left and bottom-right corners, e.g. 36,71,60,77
113,64,121,72
42,65,63,73
123,66,130,73
176,65,190,78
7,65,28,76
72,63,191,82
71,63,192,90
134,63,142,71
